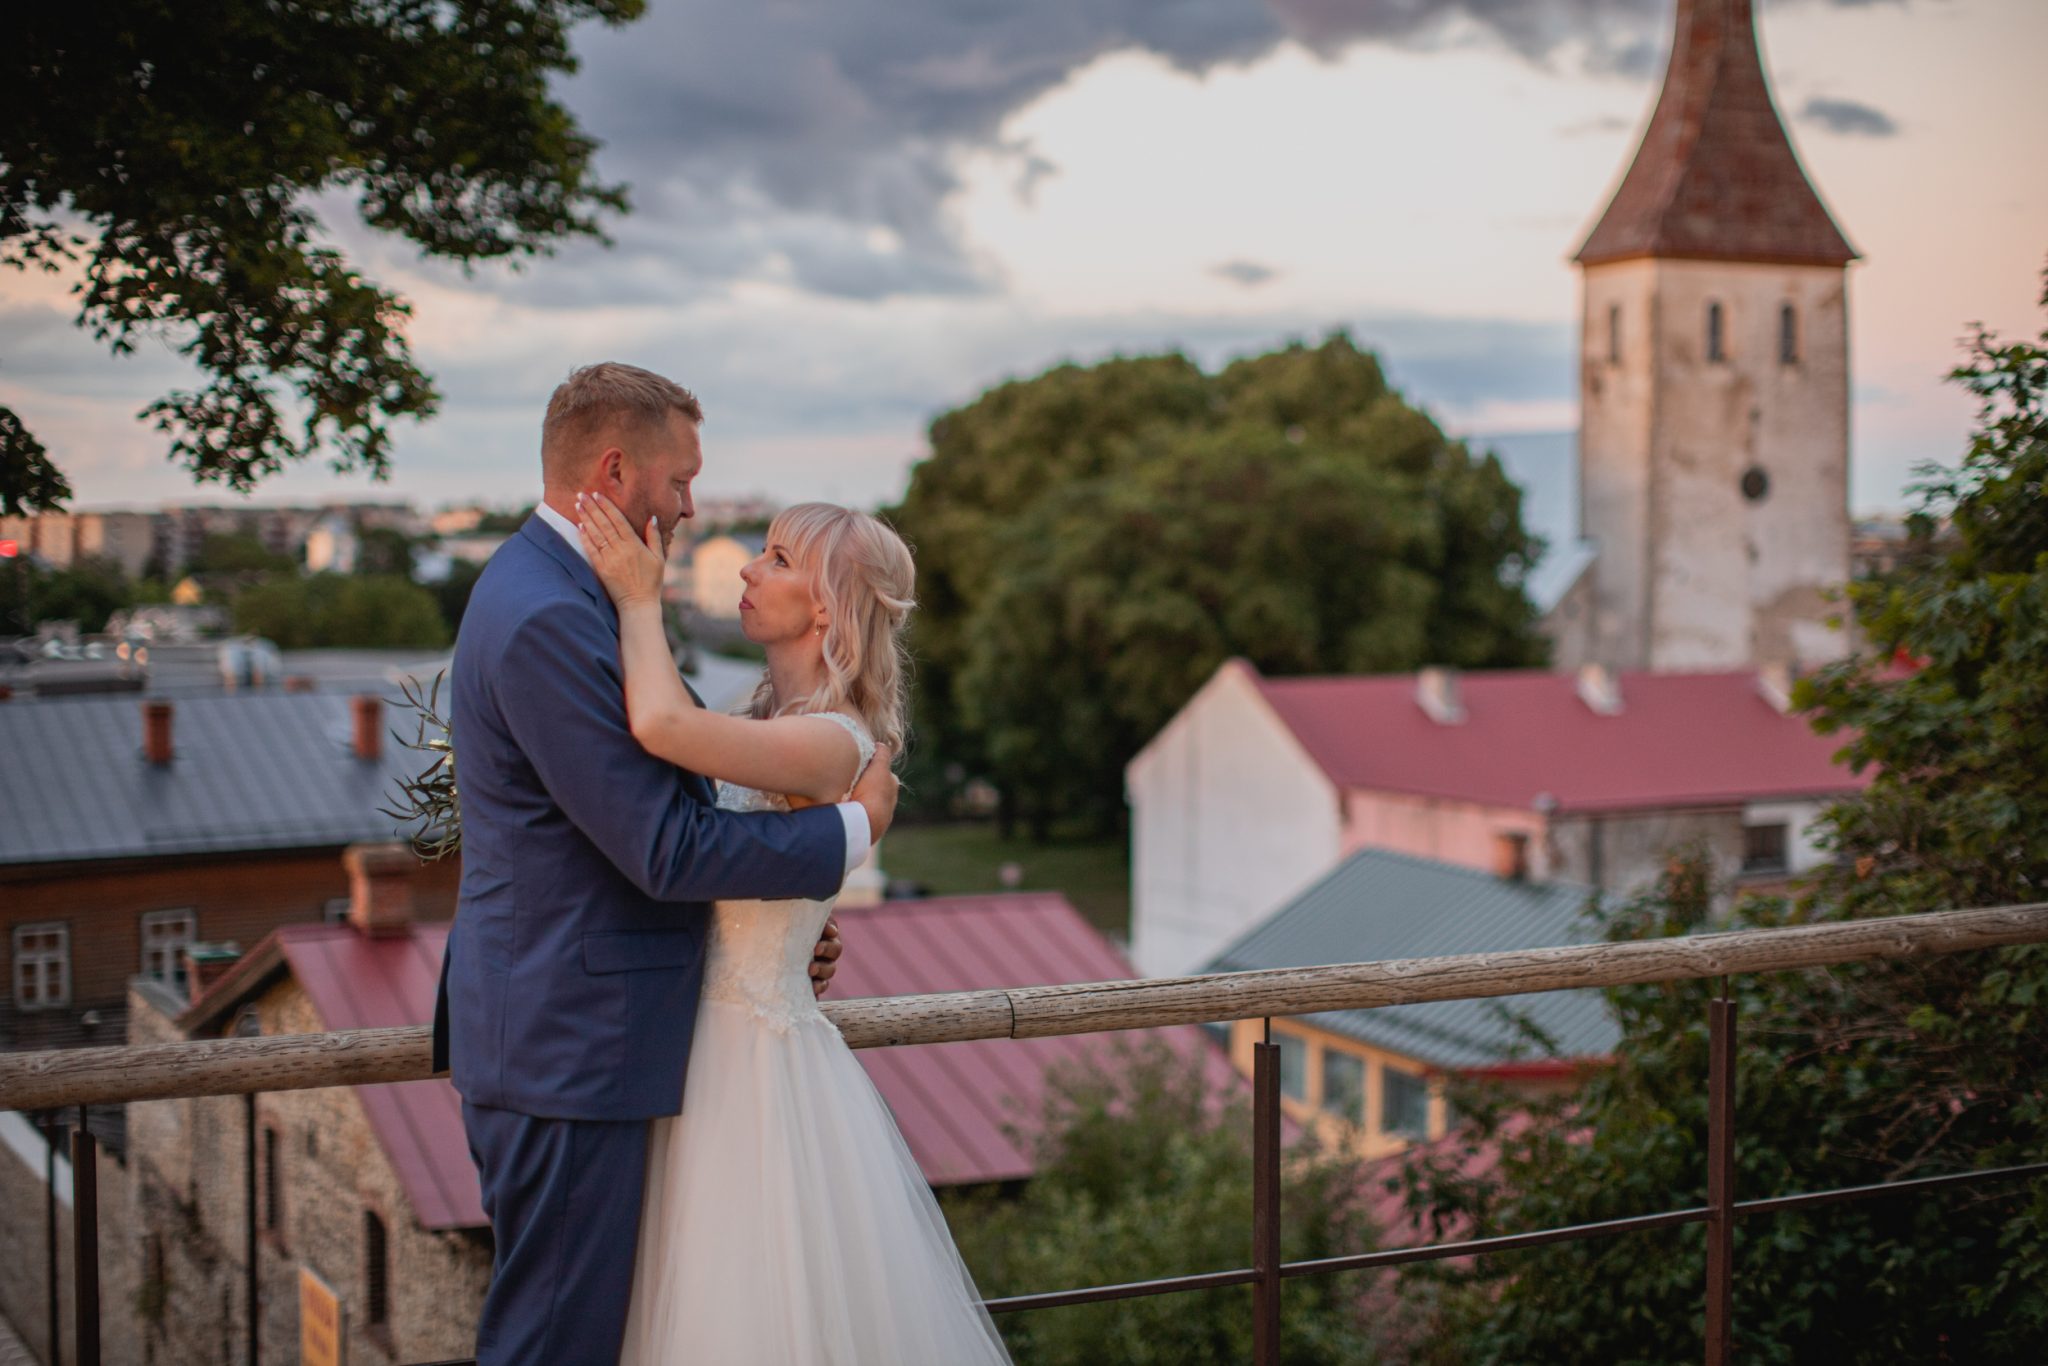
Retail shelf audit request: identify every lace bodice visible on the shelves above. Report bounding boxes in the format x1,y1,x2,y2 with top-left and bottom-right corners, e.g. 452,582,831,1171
699,712,877,1032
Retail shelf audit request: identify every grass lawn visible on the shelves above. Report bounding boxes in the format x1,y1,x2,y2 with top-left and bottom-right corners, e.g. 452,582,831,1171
880,821,1131,943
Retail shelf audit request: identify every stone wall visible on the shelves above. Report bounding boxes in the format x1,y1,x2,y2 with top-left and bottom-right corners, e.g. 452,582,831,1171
119,979,491,1365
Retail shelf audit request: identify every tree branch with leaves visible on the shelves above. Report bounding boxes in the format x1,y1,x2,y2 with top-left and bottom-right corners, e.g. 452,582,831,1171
1,0,642,514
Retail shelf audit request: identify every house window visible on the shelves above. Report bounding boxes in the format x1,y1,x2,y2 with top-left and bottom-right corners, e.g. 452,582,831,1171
1274,1030,1308,1103
140,909,197,985
1607,303,1621,364
1743,822,1790,873
1779,303,1798,364
263,1127,282,1232
1381,1066,1431,1141
13,923,70,1011
1706,302,1726,363
365,1209,390,1326
1321,1050,1365,1125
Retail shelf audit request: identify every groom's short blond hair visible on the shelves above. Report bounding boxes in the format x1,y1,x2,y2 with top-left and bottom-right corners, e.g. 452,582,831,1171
541,362,704,481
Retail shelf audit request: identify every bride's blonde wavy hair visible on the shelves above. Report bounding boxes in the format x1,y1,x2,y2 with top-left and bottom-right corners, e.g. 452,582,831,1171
743,503,915,756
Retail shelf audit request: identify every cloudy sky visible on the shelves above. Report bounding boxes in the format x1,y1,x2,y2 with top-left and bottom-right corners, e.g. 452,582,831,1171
3,0,2043,530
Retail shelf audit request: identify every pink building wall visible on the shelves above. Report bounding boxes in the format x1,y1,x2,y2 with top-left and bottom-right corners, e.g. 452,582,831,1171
1339,790,1550,880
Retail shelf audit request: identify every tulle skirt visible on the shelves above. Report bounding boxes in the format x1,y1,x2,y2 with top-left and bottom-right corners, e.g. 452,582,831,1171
619,997,1012,1365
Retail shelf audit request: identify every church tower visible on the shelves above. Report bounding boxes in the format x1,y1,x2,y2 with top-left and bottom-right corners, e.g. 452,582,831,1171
1561,0,1857,672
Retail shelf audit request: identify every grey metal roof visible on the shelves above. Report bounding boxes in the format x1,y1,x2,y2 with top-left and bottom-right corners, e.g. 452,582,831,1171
1204,848,1619,1070
0,692,427,866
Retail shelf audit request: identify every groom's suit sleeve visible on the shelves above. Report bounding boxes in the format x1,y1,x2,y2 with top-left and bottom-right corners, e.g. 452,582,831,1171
494,596,847,904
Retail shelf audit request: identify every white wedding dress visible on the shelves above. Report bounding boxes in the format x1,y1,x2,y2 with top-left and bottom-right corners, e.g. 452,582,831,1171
619,712,1012,1365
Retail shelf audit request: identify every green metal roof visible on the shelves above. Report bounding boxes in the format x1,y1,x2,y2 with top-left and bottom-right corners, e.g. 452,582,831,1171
1204,848,1619,1070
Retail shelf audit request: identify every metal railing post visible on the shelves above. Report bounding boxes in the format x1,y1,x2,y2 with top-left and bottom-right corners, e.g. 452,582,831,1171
246,1092,261,1366
1252,1019,1282,1366
1704,991,1737,1366
70,1107,99,1366
44,1112,62,1366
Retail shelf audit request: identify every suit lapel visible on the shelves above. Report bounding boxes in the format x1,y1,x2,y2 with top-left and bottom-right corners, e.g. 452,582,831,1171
520,514,612,616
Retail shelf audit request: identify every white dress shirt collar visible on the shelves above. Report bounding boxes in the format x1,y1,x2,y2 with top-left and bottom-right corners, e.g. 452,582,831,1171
533,500,589,564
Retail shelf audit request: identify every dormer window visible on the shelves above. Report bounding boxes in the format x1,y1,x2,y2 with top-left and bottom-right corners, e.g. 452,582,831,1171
1706,302,1726,363
1779,303,1798,364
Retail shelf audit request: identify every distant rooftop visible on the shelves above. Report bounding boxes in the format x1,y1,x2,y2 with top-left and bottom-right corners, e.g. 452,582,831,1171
1245,663,1864,814
1206,848,1617,1071
178,892,1238,1228
0,692,419,866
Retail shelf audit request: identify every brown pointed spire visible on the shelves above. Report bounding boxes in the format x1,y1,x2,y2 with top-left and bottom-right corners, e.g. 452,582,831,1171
1576,0,1857,267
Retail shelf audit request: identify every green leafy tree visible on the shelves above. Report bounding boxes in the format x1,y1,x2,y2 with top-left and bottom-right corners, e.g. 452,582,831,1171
1,1,640,514
431,557,488,634
1394,269,2048,1363
358,526,419,578
192,533,296,578
942,1041,1395,1365
0,555,136,632
233,574,447,650
890,334,1546,835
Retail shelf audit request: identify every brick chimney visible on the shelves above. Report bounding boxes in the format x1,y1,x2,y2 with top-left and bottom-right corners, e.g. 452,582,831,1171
1755,661,1795,714
344,841,417,938
351,694,383,761
142,697,174,765
1415,667,1465,725
1575,664,1624,717
182,942,244,1004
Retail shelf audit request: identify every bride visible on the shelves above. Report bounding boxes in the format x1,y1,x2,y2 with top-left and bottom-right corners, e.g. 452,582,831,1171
575,491,1012,1365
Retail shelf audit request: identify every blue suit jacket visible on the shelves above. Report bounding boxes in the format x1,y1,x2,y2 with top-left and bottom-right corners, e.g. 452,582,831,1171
433,515,846,1120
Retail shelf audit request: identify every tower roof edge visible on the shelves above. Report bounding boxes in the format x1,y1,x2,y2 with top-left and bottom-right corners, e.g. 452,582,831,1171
1574,0,1858,269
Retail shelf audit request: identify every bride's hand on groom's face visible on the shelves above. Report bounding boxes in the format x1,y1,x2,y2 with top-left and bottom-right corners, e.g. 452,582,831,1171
576,490,665,608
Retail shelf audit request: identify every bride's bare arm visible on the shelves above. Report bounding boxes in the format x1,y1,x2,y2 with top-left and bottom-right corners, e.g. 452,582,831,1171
578,494,865,803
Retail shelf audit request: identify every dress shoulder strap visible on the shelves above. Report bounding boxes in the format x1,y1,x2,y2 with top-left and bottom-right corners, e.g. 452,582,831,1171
815,710,878,783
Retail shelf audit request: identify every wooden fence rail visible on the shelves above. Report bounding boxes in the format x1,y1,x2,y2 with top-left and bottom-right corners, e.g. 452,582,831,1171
3,901,2045,1114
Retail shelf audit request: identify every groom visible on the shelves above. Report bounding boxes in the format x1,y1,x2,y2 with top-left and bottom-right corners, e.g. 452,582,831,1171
433,362,897,1365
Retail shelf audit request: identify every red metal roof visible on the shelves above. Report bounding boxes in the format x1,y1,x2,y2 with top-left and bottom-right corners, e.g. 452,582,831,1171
829,893,1241,1187
273,922,482,1230
1251,666,1865,814
277,894,1237,1225
1576,0,1856,267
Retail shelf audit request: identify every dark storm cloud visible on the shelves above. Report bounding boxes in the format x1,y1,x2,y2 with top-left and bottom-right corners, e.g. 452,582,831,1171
472,0,1887,308
1800,96,1900,137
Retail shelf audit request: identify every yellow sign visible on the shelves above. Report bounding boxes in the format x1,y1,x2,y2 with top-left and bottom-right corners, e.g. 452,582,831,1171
299,1266,343,1366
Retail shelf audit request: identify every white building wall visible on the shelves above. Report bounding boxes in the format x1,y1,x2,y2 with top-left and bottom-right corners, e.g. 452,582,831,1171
1576,258,1851,671
1128,663,1342,978
1573,258,1661,671
691,539,756,619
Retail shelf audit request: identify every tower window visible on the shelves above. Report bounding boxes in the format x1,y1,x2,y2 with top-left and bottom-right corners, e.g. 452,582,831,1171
1706,302,1726,363
1741,467,1771,502
1779,303,1798,364
1607,304,1621,364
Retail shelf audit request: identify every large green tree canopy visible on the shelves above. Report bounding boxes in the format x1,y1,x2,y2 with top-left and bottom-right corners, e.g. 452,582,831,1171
887,334,1547,834
1,0,640,514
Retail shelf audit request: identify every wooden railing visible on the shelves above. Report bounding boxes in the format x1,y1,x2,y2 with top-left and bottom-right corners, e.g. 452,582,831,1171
5,901,2047,1366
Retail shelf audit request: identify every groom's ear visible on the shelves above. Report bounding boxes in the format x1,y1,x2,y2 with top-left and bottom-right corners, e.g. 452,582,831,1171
594,445,628,491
